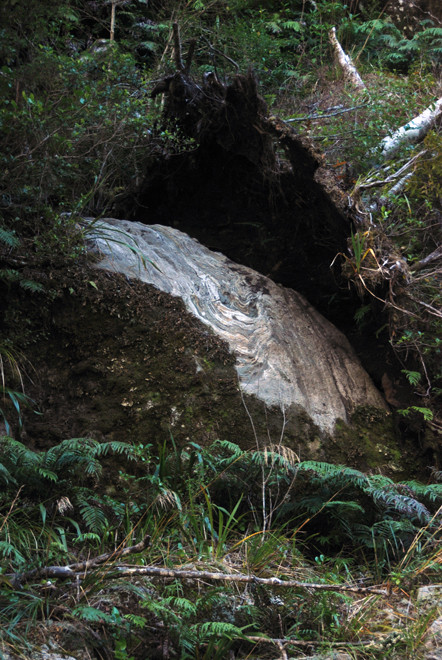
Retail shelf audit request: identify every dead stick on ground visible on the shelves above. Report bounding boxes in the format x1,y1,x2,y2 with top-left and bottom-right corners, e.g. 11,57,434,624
284,104,365,122
10,535,389,596
246,635,377,648
13,562,387,596
11,534,151,585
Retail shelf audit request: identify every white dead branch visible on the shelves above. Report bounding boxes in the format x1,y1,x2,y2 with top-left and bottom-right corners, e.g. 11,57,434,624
352,150,427,211
329,27,366,92
411,245,442,273
379,97,442,160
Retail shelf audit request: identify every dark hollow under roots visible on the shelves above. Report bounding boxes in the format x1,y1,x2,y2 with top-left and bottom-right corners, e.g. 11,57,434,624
117,60,354,323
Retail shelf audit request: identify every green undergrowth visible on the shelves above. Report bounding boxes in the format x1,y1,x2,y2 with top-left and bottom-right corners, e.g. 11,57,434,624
1,436,441,658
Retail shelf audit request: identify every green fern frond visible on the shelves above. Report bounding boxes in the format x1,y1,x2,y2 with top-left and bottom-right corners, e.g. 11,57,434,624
266,21,282,34
379,34,400,48
282,20,302,32
0,436,39,470
0,227,20,248
71,605,116,624
141,598,182,624
401,370,421,386
72,532,101,545
401,481,442,503
78,499,108,532
418,27,442,38
213,439,244,458
369,489,430,522
163,597,197,617
323,500,365,513
397,40,421,53
0,540,25,563
296,461,369,489
195,620,250,640
429,468,442,483
124,613,147,628
94,440,136,459
0,268,43,292
0,462,16,486
36,467,58,482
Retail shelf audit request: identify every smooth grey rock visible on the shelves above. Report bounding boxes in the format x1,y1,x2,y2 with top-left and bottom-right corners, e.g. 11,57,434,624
87,219,387,433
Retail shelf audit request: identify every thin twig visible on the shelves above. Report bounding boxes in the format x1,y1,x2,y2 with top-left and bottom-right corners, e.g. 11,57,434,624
201,36,239,73
354,150,427,193
284,104,365,122
411,246,442,273
0,485,24,534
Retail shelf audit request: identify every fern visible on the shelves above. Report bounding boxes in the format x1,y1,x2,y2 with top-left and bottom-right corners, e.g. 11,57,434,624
282,20,302,32
0,436,40,472
124,613,147,628
419,27,442,38
213,439,244,459
72,532,101,545
195,620,249,640
0,227,20,248
429,467,442,483
323,500,365,514
398,406,433,421
401,481,442,504
163,597,197,617
36,467,58,482
72,605,117,625
402,370,421,386
78,500,108,532
0,461,16,486
0,540,25,563
94,440,137,460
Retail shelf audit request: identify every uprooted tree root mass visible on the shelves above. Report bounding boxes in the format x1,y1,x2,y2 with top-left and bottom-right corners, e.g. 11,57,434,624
118,27,440,433
119,24,352,320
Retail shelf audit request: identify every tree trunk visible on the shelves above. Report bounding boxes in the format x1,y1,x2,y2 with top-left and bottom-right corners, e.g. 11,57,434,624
329,27,366,91
379,97,442,159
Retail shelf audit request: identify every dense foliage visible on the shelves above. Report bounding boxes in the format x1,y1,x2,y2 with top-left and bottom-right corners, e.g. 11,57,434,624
1,437,441,657
0,0,441,657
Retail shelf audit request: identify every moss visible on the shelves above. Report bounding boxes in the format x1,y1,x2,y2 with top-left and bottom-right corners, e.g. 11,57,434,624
330,406,411,476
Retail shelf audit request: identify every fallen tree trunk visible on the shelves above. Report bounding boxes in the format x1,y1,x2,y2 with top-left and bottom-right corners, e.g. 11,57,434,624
379,97,442,159
329,27,366,91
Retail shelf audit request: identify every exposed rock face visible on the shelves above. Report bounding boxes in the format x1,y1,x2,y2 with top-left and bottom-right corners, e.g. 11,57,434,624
87,219,387,433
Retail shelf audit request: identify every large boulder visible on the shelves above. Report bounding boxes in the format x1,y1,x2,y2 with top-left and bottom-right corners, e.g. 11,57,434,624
88,219,387,434
4,219,411,471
